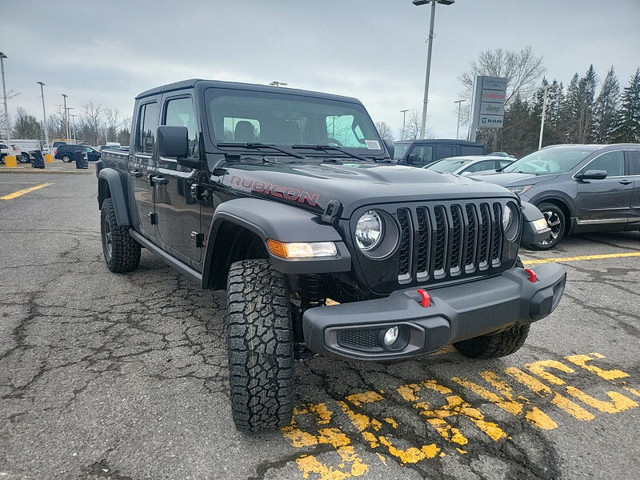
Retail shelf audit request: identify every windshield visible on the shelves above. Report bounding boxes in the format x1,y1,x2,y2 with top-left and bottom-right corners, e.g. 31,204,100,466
503,146,598,174
205,88,383,156
393,143,410,160
426,157,473,173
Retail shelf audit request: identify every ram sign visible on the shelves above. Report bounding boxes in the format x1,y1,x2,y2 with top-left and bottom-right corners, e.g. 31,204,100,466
469,76,507,140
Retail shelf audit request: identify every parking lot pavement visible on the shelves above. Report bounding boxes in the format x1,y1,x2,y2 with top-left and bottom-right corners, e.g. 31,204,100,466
0,173,639,479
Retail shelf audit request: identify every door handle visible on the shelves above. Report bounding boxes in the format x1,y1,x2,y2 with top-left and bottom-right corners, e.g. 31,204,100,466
129,169,143,178
619,179,632,185
151,176,168,185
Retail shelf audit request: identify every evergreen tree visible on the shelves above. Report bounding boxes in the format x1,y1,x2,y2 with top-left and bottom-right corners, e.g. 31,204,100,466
592,67,620,143
491,94,537,157
577,65,597,143
561,73,581,142
611,68,640,143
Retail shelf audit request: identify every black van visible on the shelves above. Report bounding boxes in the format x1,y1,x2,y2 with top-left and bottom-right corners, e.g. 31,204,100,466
393,139,485,167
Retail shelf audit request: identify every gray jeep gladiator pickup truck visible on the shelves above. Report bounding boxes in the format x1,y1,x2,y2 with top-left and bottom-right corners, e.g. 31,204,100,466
96,79,565,433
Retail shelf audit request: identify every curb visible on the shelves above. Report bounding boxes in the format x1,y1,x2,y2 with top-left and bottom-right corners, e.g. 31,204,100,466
0,167,93,175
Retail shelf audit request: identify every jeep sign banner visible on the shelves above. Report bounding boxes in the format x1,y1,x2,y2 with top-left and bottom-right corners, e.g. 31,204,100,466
468,75,507,141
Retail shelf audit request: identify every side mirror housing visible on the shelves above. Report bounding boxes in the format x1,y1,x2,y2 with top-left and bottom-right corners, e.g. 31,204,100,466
576,169,607,181
157,126,189,158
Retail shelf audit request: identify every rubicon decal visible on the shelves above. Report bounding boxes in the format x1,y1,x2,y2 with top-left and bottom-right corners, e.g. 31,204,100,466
230,176,320,206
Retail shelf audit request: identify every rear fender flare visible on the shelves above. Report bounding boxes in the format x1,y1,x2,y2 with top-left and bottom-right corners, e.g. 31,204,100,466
98,168,132,227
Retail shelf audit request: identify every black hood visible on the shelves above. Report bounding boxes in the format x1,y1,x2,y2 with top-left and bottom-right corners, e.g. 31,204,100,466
217,162,516,218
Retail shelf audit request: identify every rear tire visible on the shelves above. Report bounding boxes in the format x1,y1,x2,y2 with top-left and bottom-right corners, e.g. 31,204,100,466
454,324,530,359
100,198,141,273
226,259,295,432
62,154,71,163
528,202,565,250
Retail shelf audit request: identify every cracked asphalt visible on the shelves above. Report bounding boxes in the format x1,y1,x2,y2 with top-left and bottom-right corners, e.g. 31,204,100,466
1,173,639,480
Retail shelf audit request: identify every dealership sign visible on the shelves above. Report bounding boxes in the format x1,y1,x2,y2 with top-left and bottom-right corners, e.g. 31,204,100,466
469,76,507,140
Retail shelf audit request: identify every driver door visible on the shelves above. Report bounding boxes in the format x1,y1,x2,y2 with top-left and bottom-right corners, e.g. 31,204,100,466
575,150,633,226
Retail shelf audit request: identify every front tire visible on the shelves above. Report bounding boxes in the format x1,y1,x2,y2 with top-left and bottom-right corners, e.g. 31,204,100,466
454,324,530,359
19,154,30,164
529,202,565,250
100,198,141,273
226,259,295,432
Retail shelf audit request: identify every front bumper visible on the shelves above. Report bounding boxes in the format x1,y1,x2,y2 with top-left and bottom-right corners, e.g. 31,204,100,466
303,263,566,361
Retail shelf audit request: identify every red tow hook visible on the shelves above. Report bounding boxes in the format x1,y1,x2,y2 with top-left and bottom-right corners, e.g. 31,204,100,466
417,289,431,307
524,268,537,283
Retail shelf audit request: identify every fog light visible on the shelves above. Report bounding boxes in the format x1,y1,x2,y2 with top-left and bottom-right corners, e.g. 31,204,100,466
383,327,399,346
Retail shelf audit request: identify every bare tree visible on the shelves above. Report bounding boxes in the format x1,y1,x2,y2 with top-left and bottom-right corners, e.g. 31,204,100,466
375,121,394,141
458,47,545,106
403,111,422,140
81,103,103,145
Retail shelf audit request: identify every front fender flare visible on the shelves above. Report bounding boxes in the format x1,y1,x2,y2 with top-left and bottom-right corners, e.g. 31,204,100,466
202,198,351,287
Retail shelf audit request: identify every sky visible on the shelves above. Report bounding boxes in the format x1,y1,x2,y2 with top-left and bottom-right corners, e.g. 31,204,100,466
1,0,639,141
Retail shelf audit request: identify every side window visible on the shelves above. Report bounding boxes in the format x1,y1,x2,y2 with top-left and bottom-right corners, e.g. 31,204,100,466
164,97,197,156
580,151,624,176
408,145,433,166
627,150,640,175
435,145,456,160
136,102,159,154
464,161,493,173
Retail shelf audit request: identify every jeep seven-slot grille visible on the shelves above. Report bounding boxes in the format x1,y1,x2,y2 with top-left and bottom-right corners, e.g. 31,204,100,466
396,202,504,284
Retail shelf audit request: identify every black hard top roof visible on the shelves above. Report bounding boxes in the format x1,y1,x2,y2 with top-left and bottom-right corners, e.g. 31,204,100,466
394,139,484,146
135,78,361,104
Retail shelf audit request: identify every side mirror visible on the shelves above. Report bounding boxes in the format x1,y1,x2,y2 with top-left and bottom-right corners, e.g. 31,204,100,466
406,154,417,165
576,169,607,180
384,139,394,159
157,126,189,158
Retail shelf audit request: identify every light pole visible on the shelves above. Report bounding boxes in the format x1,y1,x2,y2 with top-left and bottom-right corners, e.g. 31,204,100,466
400,109,409,139
37,81,50,150
269,81,287,87
454,99,465,139
412,0,455,139
538,86,549,150
61,93,69,140
70,114,77,143
65,107,73,143
0,52,9,142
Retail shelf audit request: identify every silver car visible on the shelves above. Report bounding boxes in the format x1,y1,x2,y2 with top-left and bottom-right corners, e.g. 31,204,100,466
424,155,514,176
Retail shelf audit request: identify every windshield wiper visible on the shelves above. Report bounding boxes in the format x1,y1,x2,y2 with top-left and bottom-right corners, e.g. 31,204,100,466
217,142,306,159
292,144,371,162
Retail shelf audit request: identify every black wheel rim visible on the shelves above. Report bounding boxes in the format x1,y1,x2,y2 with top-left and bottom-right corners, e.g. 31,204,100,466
103,218,112,260
540,210,562,246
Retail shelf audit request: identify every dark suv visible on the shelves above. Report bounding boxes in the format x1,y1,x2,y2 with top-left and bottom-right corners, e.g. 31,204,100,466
472,144,640,249
393,139,485,167
55,144,101,162
96,79,565,433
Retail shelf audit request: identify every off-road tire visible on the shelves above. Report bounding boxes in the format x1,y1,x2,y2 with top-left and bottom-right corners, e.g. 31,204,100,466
100,198,141,273
226,259,295,432
454,324,530,359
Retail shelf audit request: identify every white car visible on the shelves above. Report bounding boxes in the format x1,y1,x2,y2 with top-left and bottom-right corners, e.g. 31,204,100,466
0,142,31,163
423,155,515,176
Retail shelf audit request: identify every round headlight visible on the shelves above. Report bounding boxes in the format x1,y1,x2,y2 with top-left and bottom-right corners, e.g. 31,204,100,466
502,206,513,231
355,210,383,251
